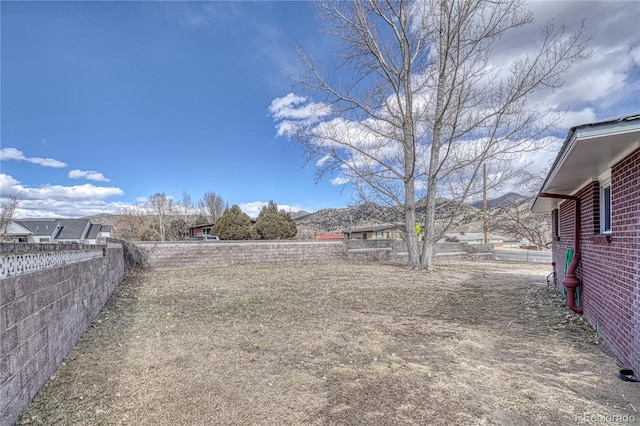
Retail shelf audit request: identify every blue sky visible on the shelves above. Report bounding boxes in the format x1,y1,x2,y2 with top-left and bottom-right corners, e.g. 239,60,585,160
1,1,639,218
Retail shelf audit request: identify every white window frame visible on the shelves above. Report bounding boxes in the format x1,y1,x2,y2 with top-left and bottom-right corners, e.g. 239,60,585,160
599,171,612,234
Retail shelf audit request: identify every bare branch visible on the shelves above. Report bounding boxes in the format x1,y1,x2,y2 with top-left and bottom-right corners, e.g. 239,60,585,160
272,0,590,269
0,196,20,239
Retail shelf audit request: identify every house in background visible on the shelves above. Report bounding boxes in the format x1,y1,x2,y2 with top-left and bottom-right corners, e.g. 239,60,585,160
1,221,35,242
55,219,93,244
346,224,403,240
4,220,62,243
532,113,640,375
2,219,112,244
438,231,505,247
86,224,113,244
187,223,216,238
315,233,345,240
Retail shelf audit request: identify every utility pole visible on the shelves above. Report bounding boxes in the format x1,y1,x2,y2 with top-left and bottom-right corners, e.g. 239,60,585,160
483,163,488,245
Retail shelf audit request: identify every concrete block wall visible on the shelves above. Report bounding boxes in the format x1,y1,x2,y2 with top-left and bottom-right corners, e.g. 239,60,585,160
345,240,494,263
136,240,494,270
135,240,348,270
0,241,124,426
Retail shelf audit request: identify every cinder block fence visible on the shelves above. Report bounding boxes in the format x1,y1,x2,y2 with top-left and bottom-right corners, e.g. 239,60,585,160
134,240,494,270
0,241,124,426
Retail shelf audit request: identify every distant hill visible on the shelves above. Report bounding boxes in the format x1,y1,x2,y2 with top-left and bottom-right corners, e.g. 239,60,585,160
294,193,531,237
469,192,529,209
83,214,119,227
290,210,311,219
294,202,403,235
70,193,538,241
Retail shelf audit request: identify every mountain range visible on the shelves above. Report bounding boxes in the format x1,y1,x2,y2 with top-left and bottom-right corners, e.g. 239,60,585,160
293,192,531,237
81,192,533,240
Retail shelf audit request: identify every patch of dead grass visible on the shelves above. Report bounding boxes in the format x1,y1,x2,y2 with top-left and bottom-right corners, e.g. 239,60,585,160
18,261,640,425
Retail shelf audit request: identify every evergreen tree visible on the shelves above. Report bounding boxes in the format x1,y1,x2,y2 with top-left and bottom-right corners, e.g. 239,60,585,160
254,201,297,240
212,205,252,240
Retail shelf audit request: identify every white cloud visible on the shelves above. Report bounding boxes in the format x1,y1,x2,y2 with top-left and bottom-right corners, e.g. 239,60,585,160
268,93,308,117
0,173,20,195
269,93,332,137
316,154,332,167
0,148,67,168
238,201,267,218
14,199,122,219
17,183,123,201
68,169,110,182
0,148,25,161
554,108,598,130
274,121,298,138
1,173,125,218
238,201,302,218
491,1,640,121
330,176,350,186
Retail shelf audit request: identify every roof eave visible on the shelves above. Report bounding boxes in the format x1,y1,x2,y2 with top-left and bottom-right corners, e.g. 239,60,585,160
532,114,640,213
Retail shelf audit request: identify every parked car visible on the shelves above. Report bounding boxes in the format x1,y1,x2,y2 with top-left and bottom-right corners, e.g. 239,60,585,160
189,236,220,241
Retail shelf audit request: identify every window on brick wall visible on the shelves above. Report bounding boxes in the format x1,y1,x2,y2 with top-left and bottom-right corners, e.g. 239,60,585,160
599,170,612,234
552,209,560,238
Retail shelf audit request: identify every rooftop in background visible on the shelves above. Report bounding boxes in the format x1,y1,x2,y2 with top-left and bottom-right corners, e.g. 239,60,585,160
4,218,113,244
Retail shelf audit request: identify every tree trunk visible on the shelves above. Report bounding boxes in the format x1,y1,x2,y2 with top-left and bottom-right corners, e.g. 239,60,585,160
404,178,420,269
421,161,438,270
398,3,421,269
420,1,447,270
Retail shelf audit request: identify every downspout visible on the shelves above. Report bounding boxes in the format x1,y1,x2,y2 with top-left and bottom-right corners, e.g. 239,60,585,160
539,193,583,313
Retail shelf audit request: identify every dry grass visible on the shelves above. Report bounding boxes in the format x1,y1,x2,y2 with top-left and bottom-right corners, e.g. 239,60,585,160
19,261,639,425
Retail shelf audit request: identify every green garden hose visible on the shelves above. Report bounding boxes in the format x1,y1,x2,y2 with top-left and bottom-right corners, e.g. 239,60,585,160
563,248,581,306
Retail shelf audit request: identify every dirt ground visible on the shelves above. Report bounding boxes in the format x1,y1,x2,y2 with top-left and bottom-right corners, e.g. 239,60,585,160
18,261,640,425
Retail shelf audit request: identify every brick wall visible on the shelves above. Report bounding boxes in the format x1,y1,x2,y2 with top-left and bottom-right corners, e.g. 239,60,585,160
0,240,124,426
551,148,639,374
135,240,495,270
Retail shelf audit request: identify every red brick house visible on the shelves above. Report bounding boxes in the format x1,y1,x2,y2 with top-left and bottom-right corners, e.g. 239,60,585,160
315,233,345,240
532,113,639,375
187,223,216,238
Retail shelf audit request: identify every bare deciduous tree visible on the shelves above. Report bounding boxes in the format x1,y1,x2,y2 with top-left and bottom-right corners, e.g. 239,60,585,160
147,192,174,241
181,191,193,223
0,196,20,240
491,200,552,249
490,172,552,249
271,0,589,269
180,191,194,238
114,205,148,241
198,191,227,222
